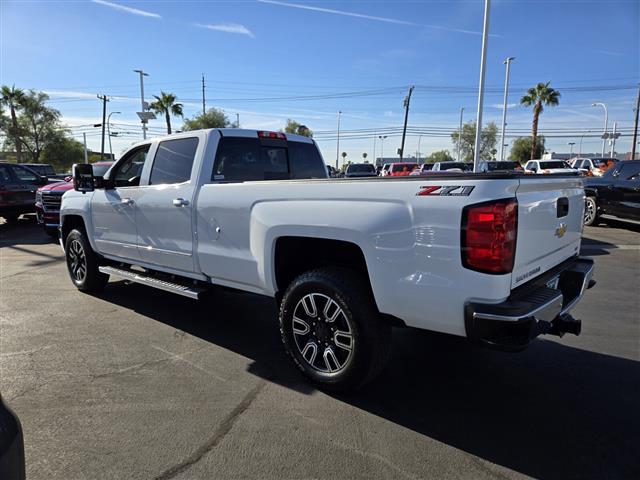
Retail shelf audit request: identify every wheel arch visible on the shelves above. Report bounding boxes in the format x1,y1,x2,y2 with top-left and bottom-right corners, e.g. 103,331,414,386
272,236,406,327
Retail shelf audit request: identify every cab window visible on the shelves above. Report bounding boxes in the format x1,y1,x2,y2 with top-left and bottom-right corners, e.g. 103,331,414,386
113,145,150,187
149,137,199,185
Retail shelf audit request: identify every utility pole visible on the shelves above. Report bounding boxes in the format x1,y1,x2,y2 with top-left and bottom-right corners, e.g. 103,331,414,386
97,94,109,161
610,122,617,157
473,0,491,172
236,113,240,128
399,85,414,160
499,57,515,162
372,132,376,165
83,133,88,164
134,69,150,139
631,84,640,160
202,74,206,115
457,107,464,162
335,111,342,170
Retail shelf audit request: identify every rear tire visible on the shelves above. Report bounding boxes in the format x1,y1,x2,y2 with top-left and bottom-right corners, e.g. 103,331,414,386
65,229,109,292
279,267,391,391
584,196,598,226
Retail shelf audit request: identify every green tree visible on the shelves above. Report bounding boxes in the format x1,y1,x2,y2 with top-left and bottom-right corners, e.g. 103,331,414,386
451,121,498,161
41,134,84,171
520,82,560,159
284,119,313,137
16,90,61,162
150,91,183,134
182,108,231,131
0,85,25,162
425,149,454,164
508,136,545,162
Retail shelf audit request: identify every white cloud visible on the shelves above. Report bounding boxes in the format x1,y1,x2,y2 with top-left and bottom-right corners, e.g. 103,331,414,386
258,0,488,36
92,0,161,19
195,23,255,38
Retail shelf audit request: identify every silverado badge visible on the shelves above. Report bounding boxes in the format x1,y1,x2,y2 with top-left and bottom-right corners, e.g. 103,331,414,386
555,223,567,238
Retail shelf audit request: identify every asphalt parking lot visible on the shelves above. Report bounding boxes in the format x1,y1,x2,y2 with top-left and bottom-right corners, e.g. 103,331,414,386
1,217,638,480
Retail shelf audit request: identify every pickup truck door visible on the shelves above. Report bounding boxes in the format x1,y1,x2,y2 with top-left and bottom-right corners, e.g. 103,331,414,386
134,136,200,272
91,145,149,261
609,163,640,220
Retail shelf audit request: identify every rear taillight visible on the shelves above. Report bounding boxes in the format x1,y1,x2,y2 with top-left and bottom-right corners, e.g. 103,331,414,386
461,198,518,274
258,131,286,140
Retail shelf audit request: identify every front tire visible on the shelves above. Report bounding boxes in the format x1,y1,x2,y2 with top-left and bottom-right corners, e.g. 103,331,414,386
584,196,598,226
279,267,391,391
65,229,109,292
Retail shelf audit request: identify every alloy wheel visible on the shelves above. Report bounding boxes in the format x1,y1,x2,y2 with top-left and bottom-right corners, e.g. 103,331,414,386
292,293,354,373
68,239,87,282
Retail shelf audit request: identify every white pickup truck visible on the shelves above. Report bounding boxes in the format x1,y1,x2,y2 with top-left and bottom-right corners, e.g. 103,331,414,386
61,129,595,390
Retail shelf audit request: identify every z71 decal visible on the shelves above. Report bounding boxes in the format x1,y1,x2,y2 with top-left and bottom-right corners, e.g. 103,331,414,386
416,185,475,196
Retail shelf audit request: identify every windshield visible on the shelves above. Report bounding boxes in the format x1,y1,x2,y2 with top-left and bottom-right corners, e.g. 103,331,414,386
26,164,55,176
439,162,469,171
347,163,375,173
592,158,617,168
391,163,418,173
540,161,571,169
487,162,520,171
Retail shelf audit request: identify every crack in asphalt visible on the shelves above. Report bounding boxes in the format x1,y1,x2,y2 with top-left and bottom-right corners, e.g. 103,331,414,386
154,379,267,480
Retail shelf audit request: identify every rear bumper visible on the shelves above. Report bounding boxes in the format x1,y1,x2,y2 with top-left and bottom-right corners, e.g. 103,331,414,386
465,257,595,351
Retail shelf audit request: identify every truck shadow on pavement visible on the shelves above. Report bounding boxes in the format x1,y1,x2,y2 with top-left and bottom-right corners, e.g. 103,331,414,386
0,216,56,247
96,282,639,480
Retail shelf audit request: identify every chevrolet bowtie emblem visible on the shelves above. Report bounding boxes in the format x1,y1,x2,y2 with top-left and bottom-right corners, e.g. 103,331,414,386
555,223,567,238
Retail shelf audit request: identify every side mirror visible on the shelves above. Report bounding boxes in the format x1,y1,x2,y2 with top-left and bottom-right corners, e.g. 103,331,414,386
73,163,95,193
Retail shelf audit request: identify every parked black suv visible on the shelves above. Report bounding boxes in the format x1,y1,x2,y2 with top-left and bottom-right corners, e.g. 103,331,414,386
0,162,48,222
0,395,26,480
583,160,640,226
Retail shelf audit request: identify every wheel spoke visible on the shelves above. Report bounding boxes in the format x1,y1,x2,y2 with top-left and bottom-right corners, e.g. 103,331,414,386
301,294,318,317
323,347,340,372
301,341,318,365
323,298,341,323
333,331,353,352
292,316,310,335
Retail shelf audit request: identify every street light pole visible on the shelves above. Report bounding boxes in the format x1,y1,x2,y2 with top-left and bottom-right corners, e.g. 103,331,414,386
417,135,423,162
592,102,608,156
578,130,591,157
107,111,121,158
457,107,464,162
499,57,515,162
335,110,342,170
372,132,376,165
568,142,575,159
379,135,387,161
473,0,491,172
134,69,150,139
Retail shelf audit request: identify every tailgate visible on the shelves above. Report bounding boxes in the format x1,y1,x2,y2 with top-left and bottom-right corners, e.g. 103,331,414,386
512,176,583,288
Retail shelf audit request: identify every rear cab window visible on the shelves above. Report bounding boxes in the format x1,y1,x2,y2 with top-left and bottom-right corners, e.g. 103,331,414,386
149,137,199,185
212,136,326,182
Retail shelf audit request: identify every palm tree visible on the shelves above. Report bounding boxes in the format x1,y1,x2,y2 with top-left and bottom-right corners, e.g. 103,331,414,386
1,85,25,161
150,91,183,134
520,82,560,159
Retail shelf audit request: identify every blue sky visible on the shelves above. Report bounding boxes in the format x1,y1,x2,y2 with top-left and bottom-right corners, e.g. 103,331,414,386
1,0,638,163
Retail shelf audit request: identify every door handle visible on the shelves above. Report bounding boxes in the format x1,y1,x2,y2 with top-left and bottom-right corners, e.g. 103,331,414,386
121,198,134,205
173,198,190,207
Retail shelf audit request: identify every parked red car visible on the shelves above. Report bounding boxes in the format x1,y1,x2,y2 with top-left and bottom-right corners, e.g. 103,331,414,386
35,162,113,237
388,162,419,176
